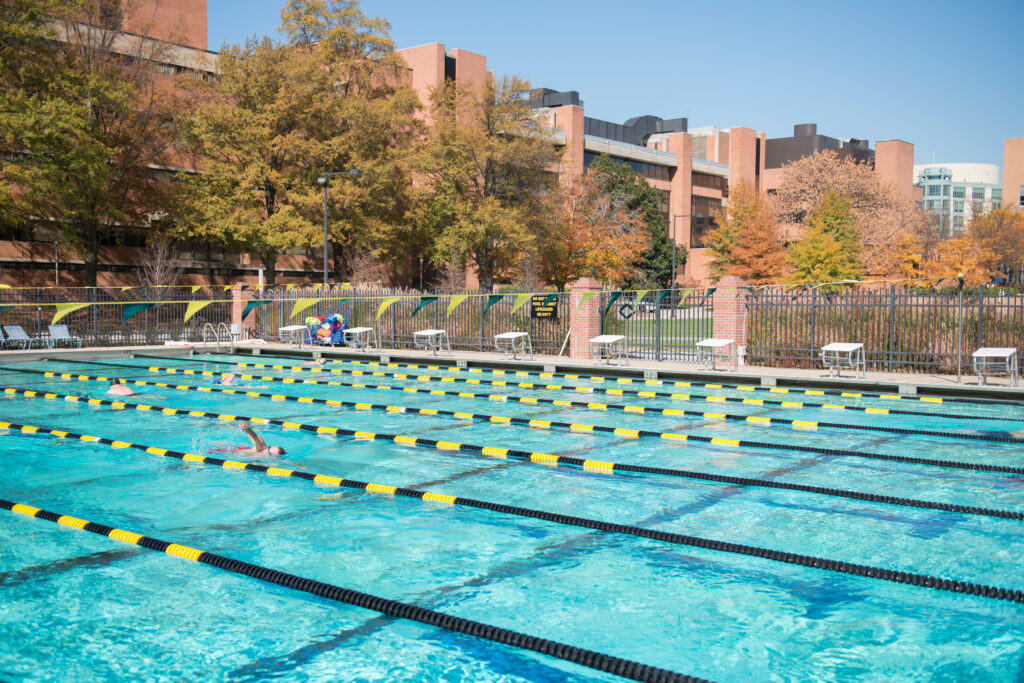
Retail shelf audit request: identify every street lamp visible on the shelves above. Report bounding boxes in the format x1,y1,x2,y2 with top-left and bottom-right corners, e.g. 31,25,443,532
317,169,363,287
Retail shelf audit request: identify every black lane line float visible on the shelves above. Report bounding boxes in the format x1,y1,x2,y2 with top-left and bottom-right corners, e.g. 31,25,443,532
0,499,702,683
6,366,1024,475
36,359,1024,443
2,424,1022,604
4,385,1019,521
169,351,1024,409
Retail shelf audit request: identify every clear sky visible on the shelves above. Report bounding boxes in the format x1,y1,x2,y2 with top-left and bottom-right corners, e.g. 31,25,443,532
208,0,1023,175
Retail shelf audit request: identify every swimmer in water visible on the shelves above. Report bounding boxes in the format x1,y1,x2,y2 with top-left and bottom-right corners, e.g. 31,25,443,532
236,420,286,456
106,379,136,396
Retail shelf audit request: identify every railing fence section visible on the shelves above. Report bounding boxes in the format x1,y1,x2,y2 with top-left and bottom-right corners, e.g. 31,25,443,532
746,286,1024,374
0,287,230,347
599,289,714,362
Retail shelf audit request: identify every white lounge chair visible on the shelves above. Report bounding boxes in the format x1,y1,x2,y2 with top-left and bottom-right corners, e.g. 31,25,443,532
48,324,82,348
2,325,48,349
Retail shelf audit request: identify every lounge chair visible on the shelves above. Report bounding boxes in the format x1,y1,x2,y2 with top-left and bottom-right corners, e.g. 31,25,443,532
2,325,49,349
48,324,82,348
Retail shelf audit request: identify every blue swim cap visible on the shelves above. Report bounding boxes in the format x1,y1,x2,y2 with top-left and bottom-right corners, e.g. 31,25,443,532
213,378,221,384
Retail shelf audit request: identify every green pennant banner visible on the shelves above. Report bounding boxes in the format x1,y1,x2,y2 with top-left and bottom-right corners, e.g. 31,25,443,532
657,289,672,303
575,291,596,311
241,300,272,319
290,298,320,319
699,288,716,305
446,295,468,316
376,297,401,319
122,303,156,324
51,303,92,325
481,294,503,316
543,293,559,305
183,300,212,324
240,284,250,291
632,290,650,315
412,296,439,317
511,293,532,314
603,292,623,315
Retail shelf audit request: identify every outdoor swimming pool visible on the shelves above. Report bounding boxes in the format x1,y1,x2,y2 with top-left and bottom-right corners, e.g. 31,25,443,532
2,351,1023,681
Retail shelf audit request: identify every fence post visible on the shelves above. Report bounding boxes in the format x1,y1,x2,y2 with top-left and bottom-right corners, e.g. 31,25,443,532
569,277,601,359
887,285,896,372
712,275,749,351
231,284,255,338
654,291,662,362
809,287,817,366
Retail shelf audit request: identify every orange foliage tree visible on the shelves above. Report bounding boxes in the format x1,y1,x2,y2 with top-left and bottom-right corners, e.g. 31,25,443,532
706,183,788,284
538,170,648,291
926,235,997,287
965,207,1024,272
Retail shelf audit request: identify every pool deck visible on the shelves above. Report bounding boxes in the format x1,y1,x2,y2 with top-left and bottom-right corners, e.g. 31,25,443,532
2,342,1022,401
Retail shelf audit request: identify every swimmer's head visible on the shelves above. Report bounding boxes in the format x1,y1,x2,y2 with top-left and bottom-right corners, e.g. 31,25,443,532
213,378,221,384
268,446,286,456
109,379,120,386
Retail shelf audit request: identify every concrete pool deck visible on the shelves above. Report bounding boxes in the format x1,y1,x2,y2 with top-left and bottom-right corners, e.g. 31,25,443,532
2,342,1022,401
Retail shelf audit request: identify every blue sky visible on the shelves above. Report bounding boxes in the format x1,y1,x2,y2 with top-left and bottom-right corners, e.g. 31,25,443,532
208,0,1023,173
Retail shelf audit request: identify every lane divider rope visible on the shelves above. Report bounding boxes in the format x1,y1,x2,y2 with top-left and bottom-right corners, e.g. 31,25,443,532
2,426,1021,604
5,385,1019,519
0,498,700,683
175,351,1024,409
132,356,1021,423
35,360,1024,443
8,366,1024,474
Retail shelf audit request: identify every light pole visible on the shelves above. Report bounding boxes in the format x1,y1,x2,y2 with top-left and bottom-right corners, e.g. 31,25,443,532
419,256,424,291
317,169,363,287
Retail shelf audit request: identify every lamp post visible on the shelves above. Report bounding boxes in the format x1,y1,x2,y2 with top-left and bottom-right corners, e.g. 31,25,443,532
419,256,424,291
317,169,363,287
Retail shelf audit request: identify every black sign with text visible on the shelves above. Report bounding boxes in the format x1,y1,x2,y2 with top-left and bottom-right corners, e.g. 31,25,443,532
530,295,558,319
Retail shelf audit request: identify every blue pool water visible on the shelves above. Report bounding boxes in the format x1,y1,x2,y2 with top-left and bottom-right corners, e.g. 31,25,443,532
2,353,1024,681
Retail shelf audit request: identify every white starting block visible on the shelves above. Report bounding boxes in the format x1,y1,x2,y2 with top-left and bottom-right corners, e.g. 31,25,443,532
344,326,378,351
972,347,1018,386
414,329,451,356
821,342,866,379
495,331,533,360
589,334,627,365
695,338,736,372
279,325,308,348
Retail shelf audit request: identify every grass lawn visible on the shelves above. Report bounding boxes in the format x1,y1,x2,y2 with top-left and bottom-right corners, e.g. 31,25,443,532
606,316,712,347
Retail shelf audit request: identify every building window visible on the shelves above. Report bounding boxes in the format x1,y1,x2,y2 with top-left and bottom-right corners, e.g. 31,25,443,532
926,185,943,196
953,215,963,228
953,186,965,199
992,188,1002,200
954,201,964,213
692,172,726,193
972,187,986,200
690,195,723,248
1020,186,1024,208
583,152,669,182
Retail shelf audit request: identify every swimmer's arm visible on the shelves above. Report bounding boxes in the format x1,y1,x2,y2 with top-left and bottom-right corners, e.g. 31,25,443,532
240,423,267,452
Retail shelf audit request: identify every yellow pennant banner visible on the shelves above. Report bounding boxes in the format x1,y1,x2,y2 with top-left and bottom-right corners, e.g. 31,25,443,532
51,303,92,325
376,297,401,319
223,284,234,292
575,291,596,311
191,286,202,293
285,284,297,291
290,299,320,319
511,293,532,314
183,300,212,324
446,295,468,316
311,283,323,292
121,286,134,292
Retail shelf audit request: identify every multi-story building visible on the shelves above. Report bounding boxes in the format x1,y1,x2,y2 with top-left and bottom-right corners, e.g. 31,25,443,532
1004,138,1024,211
913,164,1002,236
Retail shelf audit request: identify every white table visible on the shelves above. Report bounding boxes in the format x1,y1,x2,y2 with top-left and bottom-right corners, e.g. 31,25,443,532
494,331,533,360
821,342,865,378
414,329,451,356
695,338,736,371
344,326,378,352
589,334,627,365
279,325,309,348
972,347,1018,386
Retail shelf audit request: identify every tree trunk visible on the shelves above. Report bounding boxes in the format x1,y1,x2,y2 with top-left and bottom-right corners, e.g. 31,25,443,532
262,252,277,285
79,219,100,287
331,240,347,283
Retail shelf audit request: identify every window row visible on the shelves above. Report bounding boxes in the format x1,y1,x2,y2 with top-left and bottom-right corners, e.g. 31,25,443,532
583,152,671,182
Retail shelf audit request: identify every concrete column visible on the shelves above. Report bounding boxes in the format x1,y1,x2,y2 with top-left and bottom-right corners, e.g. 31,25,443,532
569,277,602,359
712,275,749,347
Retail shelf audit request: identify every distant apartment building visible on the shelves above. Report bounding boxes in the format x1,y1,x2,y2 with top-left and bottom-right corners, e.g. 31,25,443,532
912,164,1002,236
1004,138,1024,211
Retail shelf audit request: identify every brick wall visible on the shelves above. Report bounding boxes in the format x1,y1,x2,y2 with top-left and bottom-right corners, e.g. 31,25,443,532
712,275,749,347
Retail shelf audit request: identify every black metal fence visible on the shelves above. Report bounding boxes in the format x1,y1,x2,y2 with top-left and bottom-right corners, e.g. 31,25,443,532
251,286,572,355
747,286,1024,374
599,289,714,362
0,286,231,347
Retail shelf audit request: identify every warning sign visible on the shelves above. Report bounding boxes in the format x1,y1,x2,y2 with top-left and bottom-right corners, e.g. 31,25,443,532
530,294,558,319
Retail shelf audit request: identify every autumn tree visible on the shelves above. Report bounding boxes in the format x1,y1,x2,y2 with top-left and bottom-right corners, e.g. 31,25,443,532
586,156,678,288
772,150,934,272
538,166,648,291
418,74,560,291
180,0,421,285
1,0,184,285
706,183,787,284
789,191,864,284
965,207,1024,272
881,233,929,285
927,235,996,287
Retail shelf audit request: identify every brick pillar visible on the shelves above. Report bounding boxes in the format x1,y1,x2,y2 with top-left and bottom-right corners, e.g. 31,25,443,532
231,284,255,338
712,275,749,347
569,277,602,359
